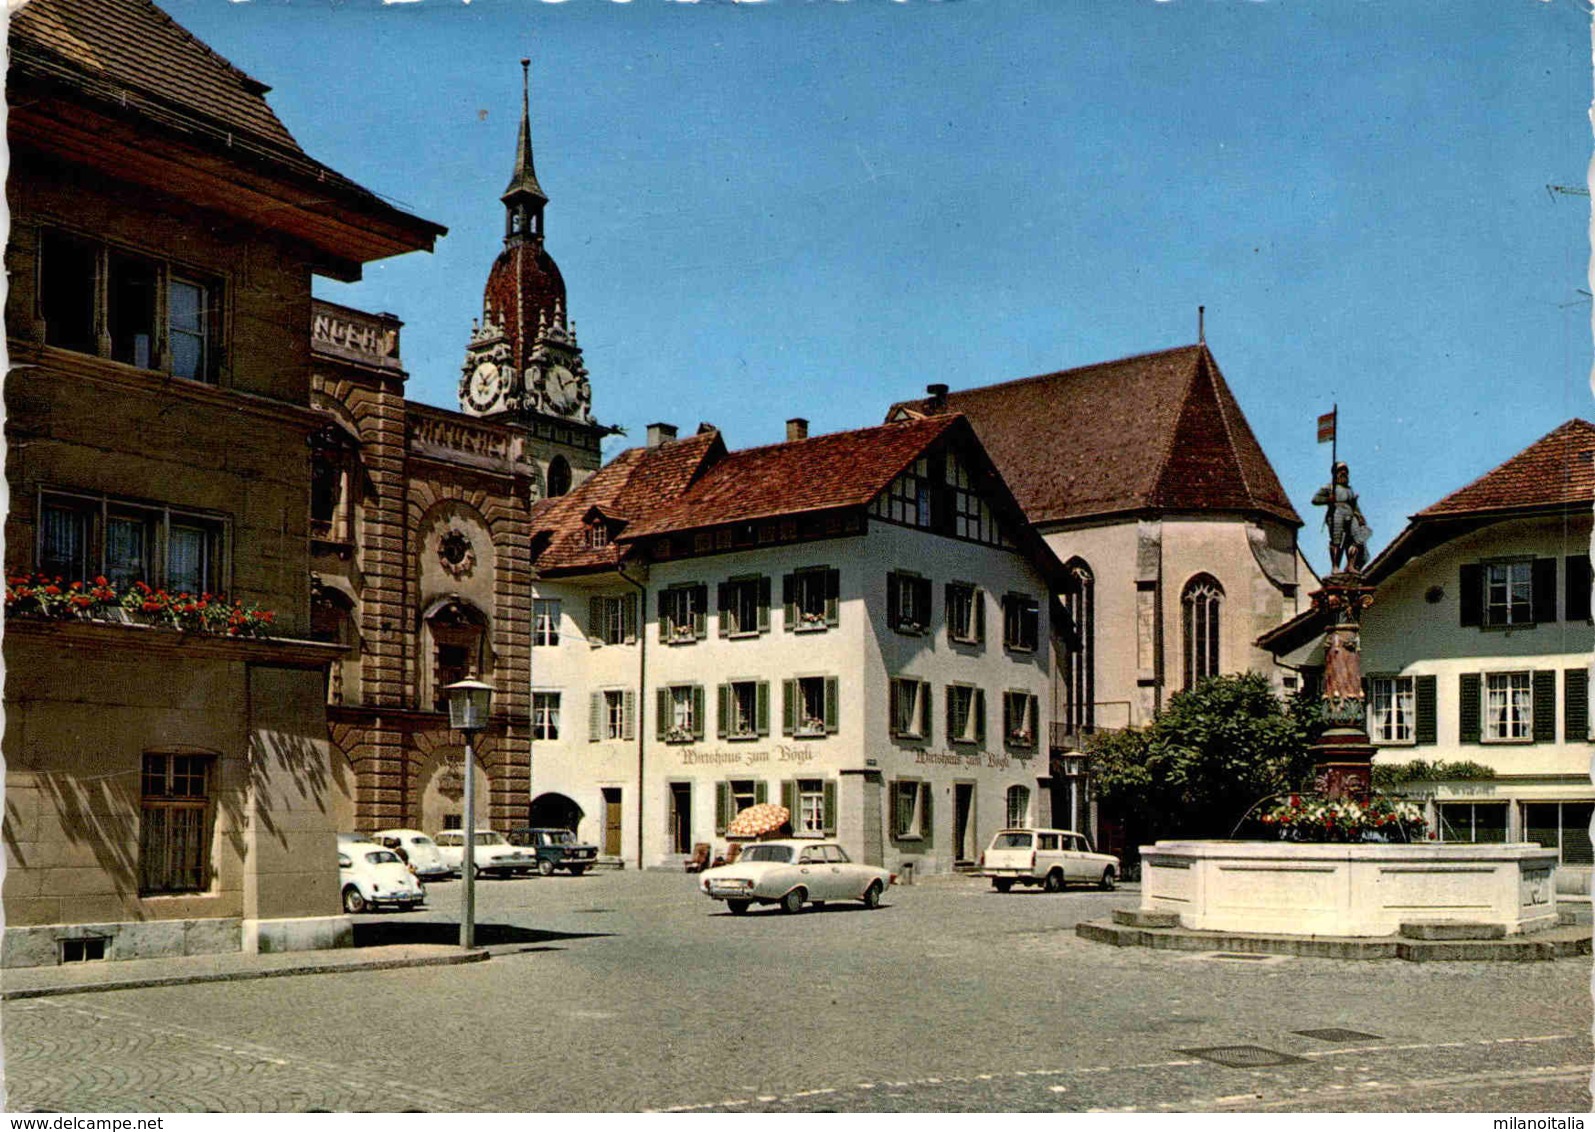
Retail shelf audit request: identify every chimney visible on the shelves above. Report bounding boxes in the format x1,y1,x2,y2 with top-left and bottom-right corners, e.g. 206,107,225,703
786,418,809,442
646,422,678,448
926,383,949,411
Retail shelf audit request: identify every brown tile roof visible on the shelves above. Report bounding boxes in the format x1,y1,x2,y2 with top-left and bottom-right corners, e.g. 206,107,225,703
1413,419,1595,519
890,344,1300,527
530,431,724,575
621,416,963,539
13,0,303,154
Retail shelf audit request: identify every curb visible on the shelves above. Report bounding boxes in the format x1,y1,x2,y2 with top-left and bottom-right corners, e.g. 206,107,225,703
1,949,491,1001
1076,919,1593,962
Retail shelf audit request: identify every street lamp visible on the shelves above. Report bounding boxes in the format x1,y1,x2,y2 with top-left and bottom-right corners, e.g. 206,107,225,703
444,675,493,949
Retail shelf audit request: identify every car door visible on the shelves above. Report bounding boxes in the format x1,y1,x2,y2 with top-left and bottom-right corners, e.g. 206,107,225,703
796,844,831,898
1064,834,1090,883
823,844,853,897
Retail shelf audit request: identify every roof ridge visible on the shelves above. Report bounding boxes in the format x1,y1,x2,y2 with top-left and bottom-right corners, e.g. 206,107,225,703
1415,417,1595,518
1145,347,1207,508
137,0,275,96
1202,347,1254,502
715,415,950,461
924,342,1204,404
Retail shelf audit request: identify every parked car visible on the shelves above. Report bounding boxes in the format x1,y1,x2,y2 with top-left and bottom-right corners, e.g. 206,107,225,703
338,845,425,913
371,828,452,881
432,829,537,877
506,827,599,876
980,828,1118,892
699,839,893,915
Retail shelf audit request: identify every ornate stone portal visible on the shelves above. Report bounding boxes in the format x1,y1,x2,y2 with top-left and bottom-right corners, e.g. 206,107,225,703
1310,576,1377,802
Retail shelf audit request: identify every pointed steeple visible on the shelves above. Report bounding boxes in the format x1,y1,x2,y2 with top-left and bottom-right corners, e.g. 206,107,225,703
502,57,547,245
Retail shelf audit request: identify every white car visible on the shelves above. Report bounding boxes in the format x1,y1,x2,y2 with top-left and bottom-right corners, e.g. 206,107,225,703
699,840,894,915
339,845,425,913
432,829,537,878
980,828,1119,892
371,828,451,881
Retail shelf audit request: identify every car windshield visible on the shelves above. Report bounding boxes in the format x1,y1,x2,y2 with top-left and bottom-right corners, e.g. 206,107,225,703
549,831,574,844
993,832,1033,850
366,850,401,865
409,836,433,847
739,845,793,864
476,832,505,846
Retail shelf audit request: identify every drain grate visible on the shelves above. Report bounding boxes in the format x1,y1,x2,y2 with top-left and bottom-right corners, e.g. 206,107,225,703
1294,1028,1383,1043
1178,1045,1307,1069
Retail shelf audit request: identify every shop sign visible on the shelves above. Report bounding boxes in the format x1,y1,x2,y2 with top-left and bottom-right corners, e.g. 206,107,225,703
677,744,817,767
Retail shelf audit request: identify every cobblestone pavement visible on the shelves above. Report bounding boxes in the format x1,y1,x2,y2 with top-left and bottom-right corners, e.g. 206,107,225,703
4,871,1590,1112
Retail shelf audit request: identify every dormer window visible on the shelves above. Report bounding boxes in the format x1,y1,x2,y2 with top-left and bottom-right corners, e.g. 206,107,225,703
585,522,609,549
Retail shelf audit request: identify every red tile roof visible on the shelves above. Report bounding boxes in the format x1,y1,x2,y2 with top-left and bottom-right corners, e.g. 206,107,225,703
890,345,1300,527
529,431,724,575
1413,419,1595,519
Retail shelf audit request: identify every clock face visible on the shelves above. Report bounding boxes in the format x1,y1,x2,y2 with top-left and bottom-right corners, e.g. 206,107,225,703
467,361,501,411
545,364,576,411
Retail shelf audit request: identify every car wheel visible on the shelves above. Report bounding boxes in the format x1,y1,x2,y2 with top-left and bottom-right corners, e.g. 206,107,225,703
781,887,806,915
1100,867,1117,891
1044,869,1064,893
537,858,555,877
863,882,883,910
342,886,367,914
727,900,751,916
569,866,587,877
992,878,1013,893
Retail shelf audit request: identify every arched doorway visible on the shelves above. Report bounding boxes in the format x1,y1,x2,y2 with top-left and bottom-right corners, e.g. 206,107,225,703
530,792,583,832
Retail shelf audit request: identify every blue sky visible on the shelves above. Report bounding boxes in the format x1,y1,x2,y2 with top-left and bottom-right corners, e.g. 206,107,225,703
159,0,1592,573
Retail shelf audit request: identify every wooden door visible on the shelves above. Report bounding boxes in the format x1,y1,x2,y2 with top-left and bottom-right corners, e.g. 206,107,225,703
602,787,623,857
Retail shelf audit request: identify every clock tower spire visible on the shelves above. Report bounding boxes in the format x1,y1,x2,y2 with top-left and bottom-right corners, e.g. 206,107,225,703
459,57,596,434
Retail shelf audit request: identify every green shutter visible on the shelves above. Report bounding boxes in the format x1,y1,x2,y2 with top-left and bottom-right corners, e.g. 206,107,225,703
886,571,901,628
917,577,932,630
694,583,708,638
975,688,987,745
1567,556,1592,623
589,596,603,645
622,690,636,741
693,685,706,740
1459,673,1482,744
781,780,796,820
717,684,730,739
782,574,796,631
1565,668,1589,743
888,678,901,739
920,681,933,741
946,685,957,741
1533,670,1556,743
656,687,670,740
974,589,985,644
755,780,769,805
920,782,934,848
717,583,730,637
1532,559,1558,624
715,782,730,836
1459,565,1483,628
624,593,638,643
1415,675,1437,746
824,676,839,734
822,780,837,836
782,679,797,736
758,576,772,632
824,568,840,626
756,681,770,736
1002,690,1013,737
589,692,602,742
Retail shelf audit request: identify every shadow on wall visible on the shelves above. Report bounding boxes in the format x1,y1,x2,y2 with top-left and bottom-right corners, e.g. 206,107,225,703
249,725,332,849
6,768,145,905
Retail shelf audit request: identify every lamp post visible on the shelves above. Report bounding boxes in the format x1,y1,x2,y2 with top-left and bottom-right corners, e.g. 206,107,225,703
444,676,494,949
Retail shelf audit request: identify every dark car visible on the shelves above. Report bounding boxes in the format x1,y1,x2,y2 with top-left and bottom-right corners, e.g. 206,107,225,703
507,827,599,876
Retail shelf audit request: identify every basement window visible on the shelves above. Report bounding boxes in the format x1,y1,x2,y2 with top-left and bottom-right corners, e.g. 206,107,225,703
59,937,109,964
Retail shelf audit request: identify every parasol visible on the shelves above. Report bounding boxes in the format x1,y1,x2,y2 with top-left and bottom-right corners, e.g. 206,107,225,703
726,802,790,839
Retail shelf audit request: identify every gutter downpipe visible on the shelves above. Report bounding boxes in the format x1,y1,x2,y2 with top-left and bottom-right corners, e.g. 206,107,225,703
619,562,648,869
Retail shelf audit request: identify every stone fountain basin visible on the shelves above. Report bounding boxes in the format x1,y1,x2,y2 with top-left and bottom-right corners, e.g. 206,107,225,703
1140,840,1559,938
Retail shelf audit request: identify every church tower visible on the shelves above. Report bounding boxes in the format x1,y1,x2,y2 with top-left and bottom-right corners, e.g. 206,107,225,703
459,60,605,496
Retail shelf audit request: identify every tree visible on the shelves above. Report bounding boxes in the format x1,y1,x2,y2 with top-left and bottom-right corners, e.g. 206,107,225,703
1086,673,1319,841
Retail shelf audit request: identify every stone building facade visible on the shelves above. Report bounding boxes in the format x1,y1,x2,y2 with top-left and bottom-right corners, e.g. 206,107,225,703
2,0,441,965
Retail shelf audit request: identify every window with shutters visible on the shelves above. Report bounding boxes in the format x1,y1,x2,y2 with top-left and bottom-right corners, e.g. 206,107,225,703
660,684,703,744
1006,785,1030,829
589,594,637,646
719,680,768,741
1002,593,1040,652
719,576,769,637
947,684,985,745
890,677,931,740
1368,676,1415,744
589,688,633,742
140,753,214,894
892,779,928,839
532,599,561,647
946,582,982,646
728,780,761,822
1484,561,1533,627
1484,672,1532,742
1182,575,1223,687
660,583,707,643
1003,690,1039,749
797,778,827,834
794,677,830,737
531,691,561,741
786,567,838,632
1524,801,1595,866
887,571,932,635
1437,802,1508,844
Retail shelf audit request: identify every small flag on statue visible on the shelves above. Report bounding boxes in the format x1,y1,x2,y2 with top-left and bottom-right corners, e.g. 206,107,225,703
1316,410,1337,445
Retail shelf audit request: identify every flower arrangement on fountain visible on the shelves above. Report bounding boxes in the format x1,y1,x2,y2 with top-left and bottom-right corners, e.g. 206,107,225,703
1260,793,1426,843
6,574,276,637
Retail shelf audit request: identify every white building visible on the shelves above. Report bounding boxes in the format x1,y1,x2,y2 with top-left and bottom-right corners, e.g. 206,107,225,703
1261,420,1593,890
525,416,1073,873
